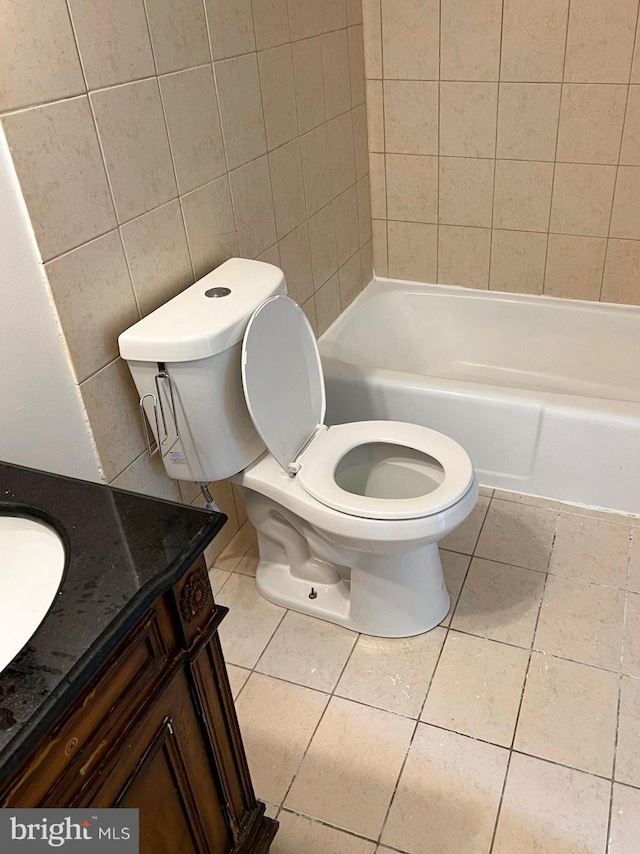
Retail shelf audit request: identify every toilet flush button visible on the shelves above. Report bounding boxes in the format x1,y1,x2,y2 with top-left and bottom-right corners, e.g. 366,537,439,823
205,287,231,298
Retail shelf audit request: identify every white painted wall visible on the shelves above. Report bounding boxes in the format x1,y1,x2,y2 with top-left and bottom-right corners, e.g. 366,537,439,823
0,125,101,481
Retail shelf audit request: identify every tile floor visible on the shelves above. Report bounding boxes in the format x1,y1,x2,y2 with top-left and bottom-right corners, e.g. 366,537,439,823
210,489,640,854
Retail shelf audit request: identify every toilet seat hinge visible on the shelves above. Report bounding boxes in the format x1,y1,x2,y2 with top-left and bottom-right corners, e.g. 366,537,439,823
287,424,328,476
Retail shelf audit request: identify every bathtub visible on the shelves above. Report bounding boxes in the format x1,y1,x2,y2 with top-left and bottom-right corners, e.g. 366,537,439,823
319,277,640,514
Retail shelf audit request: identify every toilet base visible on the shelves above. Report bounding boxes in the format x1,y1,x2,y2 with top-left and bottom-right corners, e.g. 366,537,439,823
255,542,450,638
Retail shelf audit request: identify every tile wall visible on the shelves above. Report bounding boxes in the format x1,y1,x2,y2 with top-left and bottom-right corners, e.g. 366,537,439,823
364,0,640,303
0,0,371,550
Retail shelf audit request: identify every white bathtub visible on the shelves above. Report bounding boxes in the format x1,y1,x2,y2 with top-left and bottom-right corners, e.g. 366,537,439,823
319,278,640,514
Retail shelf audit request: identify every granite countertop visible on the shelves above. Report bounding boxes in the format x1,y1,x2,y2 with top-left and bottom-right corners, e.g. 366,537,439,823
0,460,225,784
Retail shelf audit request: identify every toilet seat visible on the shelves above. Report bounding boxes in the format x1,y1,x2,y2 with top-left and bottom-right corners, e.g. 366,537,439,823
297,421,474,520
242,295,474,522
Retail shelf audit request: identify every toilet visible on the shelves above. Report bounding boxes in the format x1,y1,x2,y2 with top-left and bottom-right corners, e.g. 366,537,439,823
119,258,478,637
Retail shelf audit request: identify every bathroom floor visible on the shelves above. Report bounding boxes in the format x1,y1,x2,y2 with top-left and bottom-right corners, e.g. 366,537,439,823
211,489,640,854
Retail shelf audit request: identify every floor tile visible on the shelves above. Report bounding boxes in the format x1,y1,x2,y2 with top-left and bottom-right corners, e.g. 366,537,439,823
234,539,259,576
616,676,640,788
226,663,250,699
452,557,545,647
335,627,446,718
208,566,231,594
235,673,329,805
272,812,376,854
441,495,490,554
610,783,640,854
381,724,508,854
440,549,471,625
421,632,529,747
623,592,640,677
493,490,562,510
217,573,285,668
534,575,624,670
285,696,414,839
478,485,494,497
515,653,618,776
475,499,558,572
627,529,640,593
214,519,257,571
256,611,357,692
549,512,631,588
492,753,610,854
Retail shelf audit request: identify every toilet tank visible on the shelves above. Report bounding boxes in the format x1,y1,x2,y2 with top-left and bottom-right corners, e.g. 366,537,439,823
118,258,287,482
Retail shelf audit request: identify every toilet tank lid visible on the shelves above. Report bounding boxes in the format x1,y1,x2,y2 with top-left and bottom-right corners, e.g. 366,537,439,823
118,258,287,363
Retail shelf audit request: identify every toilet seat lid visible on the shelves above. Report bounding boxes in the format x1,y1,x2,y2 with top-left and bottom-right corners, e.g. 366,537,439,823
242,295,326,474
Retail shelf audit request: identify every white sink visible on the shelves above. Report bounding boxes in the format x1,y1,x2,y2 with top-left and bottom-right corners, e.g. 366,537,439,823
0,515,65,672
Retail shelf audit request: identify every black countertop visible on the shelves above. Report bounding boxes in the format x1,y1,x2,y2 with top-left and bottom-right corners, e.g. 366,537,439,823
0,460,226,784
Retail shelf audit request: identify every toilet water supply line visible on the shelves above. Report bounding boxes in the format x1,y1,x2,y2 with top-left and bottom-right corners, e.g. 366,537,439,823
198,482,222,513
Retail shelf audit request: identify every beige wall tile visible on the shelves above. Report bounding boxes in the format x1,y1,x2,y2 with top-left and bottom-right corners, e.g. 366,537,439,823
557,84,627,164
287,0,320,41
319,0,347,32
422,632,529,746
440,0,502,82
615,676,640,786
69,0,155,90
292,37,327,133
334,185,360,265
204,0,255,60
497,84,561,161
347,0,362,26
610,784,640,852
181,176,238,280
384,80,438,155
286,696,414,839
372,219,388,275
633,34,640,84
269,139,307,239
300,124,333,216
0,0,85,113
280,222,314,304
621,86,640,166
383,725,508,854
564,0,638,83
252,0,290,50
229,156,277,258
362,0,382,77
382,0,439,80
275,812,375,853
258,45,298,151
360,239,373,285
256,243,280,266
81,357,147,481
602,238,640,305
544,234,606,300
2,97,116,261
366,80,384,151
550,163,617,236
369,152,387,218
301,293,318,335
387,221,437,281
160,66,226,194
515,653,618,776
440,82,498,158
145,0,210,74
493,160,554,232
327,111,356,196
314,273,342,333
493,753,610,854
340,251,363,309
348,25,366,107
611,167,640,240
357,176,373,245
352,103,369,179
215,54,267,171
439,157,494,228
308,203,338,286
490,230,548,294
386,154,437,223
549,512,631,587
112,450,182,502
121,200,194,316
321,29,352,120
46,232,138,382
501,0,570,82
91,79,177,223
438,225,491,289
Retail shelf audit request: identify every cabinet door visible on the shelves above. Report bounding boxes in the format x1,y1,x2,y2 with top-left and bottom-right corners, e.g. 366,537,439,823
83,668,232,854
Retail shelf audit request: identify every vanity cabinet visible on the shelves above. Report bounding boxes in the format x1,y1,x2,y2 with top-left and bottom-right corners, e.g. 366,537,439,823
0,555,276,854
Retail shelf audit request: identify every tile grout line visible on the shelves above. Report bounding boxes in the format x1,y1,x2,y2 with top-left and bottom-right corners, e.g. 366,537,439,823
486,0,506,291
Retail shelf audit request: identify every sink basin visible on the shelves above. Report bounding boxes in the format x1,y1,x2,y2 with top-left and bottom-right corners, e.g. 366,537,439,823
0,515,65,672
